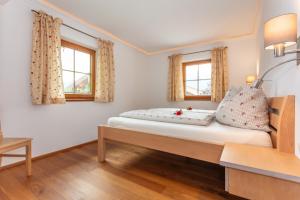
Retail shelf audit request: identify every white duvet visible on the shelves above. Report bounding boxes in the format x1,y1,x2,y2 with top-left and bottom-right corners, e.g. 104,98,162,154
120,108,215,126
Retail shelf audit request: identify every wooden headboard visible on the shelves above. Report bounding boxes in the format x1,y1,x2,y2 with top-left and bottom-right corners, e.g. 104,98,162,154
268,95,295,154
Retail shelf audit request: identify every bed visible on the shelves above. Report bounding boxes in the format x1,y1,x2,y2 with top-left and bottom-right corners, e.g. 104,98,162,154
108,117,272,147
98,96,295,164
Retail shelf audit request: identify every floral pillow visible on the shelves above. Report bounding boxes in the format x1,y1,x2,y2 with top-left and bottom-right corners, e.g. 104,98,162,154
216,86,270,132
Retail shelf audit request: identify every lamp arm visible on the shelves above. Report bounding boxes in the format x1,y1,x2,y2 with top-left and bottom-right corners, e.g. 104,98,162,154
254,58,300,88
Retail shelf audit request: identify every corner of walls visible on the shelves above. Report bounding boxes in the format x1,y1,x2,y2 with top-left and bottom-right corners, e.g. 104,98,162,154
254,0,263,76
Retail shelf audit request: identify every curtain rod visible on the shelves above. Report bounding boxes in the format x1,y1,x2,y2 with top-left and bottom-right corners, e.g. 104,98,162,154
31,9,98,40
169,46,228,57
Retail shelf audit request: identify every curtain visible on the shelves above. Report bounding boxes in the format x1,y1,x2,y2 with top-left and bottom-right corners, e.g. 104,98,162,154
168,54,184,101
211,47,229,102
30,11,65,104
95,39,115,102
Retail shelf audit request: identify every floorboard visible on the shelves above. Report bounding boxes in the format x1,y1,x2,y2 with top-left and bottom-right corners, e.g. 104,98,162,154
0,141,244,200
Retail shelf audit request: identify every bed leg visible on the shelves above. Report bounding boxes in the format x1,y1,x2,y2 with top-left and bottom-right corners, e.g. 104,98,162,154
98,126,106,163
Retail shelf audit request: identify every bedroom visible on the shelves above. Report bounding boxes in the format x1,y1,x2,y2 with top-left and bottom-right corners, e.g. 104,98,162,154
0,0,300,199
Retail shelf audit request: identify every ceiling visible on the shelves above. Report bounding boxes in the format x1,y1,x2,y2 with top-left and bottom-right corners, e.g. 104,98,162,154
0,0,10,5
46,0,258,54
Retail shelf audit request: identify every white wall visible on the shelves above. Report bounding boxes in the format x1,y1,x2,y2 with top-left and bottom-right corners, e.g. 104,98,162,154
144,35,258,109
0,0,150,165
256,0,300,157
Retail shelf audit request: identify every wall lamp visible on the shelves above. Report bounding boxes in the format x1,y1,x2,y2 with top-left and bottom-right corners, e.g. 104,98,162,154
255,13,300,88
246,75,256,85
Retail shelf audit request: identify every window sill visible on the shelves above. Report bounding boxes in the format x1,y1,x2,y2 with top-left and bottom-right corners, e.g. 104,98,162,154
184,96,211,101
66,98,95,102
65,94,95,102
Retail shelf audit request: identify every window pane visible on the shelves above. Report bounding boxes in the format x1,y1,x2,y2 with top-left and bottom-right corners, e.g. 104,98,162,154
198,63,211,79
185,81,198,96
75,51,91,73
63,70,74,93
198,80,211,95
61,47,74,71
75,72,91,94
185,65,198,81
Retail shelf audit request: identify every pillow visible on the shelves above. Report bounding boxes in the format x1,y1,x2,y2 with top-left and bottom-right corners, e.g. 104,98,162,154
222,87,241,101
216,86,270,132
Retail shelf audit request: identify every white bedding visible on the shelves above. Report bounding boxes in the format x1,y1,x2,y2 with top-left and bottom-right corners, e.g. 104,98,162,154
120,108,215,126
108,117,273,147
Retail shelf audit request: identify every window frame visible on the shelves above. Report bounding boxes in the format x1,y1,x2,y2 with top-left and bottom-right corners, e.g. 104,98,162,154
61,40,96,101
182,59,212,101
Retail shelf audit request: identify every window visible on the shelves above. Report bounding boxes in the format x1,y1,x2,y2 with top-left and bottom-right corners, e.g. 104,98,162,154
61,40,95,101
183,60,212,100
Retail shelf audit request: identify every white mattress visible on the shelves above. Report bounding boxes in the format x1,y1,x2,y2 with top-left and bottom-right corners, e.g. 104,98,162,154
108,117,273,147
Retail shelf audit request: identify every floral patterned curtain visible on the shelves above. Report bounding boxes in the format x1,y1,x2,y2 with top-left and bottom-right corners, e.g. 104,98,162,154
168,54,184,102
211,47,229,102
30,11,65,104
95,39,115,102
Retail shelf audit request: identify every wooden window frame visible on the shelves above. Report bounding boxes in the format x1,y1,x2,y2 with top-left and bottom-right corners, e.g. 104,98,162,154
61,40,96,101
182,59,211,101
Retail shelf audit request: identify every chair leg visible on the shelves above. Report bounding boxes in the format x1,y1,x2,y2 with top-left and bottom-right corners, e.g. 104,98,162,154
25,142,32,176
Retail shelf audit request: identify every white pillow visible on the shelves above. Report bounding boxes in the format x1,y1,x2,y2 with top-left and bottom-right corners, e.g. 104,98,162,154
216,86,270,132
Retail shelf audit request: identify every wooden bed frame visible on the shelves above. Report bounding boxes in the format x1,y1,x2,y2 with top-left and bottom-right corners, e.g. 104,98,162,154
98,95,295,164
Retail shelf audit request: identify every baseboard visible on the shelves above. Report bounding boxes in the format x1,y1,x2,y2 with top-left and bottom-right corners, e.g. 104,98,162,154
0,140,97,171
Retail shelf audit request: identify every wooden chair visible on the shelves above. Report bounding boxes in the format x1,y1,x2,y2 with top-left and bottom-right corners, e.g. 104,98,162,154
0,129,32,176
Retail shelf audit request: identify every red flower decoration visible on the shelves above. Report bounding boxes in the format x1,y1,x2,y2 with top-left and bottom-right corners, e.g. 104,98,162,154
174,109,183,116
187,106,193,110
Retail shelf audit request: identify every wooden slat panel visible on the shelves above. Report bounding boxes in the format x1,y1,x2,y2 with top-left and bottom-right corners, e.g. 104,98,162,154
268,97,285,111
100,126,224,164
268,96,283,130
270,129,277,148
277,96,295,153
269,113,279,130
268,96,295,154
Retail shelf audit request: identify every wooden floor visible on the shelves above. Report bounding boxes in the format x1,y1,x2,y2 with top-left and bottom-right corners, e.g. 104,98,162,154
0,141,244,200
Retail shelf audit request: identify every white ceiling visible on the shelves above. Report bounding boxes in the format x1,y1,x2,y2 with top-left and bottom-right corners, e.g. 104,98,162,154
46,0,258,54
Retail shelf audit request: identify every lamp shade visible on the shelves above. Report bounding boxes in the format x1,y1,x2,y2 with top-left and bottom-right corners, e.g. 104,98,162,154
264,13,297,50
